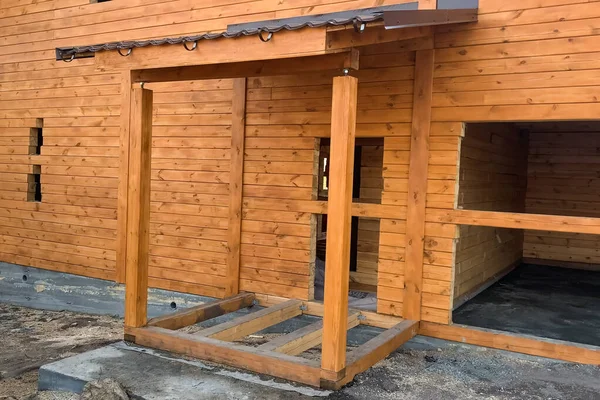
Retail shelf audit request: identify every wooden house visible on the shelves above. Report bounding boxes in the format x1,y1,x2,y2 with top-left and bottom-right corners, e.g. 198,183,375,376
1,0,600,389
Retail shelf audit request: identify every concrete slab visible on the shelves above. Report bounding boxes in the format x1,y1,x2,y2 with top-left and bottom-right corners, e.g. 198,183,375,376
38,342,330,399
454,263,600,346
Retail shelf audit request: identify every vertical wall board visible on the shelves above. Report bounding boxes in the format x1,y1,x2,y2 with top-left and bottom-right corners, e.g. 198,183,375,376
225,78,247,296
403,49,434,321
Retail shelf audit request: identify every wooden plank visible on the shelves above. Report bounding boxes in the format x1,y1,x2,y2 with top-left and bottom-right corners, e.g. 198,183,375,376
429,209,600,235
322,320,419,389
254,294,406,329
147,292,255,330
126,326,321,387
258,312,360,356
132,50,359,83
321,74,358,379
116,70,132,284
420,322,600,365
95,28,330,70
326,25,432,50
197,299,302,341
124,87,153,329
403,49,434,321
225,78,246,297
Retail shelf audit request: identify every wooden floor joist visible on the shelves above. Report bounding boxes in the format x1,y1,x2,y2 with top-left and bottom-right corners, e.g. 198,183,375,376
147,293,255,330
197,299,303,341
258,312,361,356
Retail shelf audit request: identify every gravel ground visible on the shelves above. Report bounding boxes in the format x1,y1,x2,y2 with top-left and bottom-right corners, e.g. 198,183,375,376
335,338,600,400
0,304,122,399
1,303,600,400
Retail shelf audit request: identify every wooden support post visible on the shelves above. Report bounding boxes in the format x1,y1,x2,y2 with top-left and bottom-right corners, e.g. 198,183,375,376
225,78,246,297
321,75,358,380
116,70,132,284
124,87,153,329
403,50,434,321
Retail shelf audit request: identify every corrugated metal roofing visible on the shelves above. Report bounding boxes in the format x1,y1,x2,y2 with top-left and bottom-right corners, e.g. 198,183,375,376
55,2,418,61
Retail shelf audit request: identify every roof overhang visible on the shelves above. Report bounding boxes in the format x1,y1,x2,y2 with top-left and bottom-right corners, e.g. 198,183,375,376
54,0,478,72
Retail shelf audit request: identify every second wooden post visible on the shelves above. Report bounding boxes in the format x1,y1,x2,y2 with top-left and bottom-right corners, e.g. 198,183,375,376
124,87,153,329
321,75,358,382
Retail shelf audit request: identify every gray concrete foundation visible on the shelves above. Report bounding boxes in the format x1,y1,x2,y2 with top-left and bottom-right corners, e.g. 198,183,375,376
38,341,330,399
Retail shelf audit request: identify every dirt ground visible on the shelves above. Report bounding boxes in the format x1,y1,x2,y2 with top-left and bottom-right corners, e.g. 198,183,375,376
1,303,600,400
0,304,122,399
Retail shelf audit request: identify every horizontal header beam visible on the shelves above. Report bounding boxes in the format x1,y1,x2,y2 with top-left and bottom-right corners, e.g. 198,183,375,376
132,49,359,83
429,209,600,235
96,27,329,71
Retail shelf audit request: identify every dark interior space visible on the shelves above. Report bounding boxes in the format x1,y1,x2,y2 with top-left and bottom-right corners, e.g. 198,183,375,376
453,263,600,347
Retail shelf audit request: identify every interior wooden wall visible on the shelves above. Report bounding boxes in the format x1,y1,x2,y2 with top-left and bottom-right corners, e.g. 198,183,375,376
524,123,600,269
428,0,600,324
353,144,383,288
453,123,528,302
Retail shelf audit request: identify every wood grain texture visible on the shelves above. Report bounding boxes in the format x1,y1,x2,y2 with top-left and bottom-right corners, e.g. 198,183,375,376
124,87,153,328
420,322,600,365
225,78,246,296
403,49,434,321
147,292,255,330
321,75,358,375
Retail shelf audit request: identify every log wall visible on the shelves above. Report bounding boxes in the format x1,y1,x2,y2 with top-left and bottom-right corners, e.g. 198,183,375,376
524,123,600,268
0,0,416,299
427,0,600,323
3,0,600,326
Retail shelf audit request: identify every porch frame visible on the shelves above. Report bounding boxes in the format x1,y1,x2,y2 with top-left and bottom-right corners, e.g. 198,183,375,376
118,46,421,389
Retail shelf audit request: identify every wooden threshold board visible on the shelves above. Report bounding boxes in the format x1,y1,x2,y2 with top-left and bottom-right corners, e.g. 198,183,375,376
420,322,600,365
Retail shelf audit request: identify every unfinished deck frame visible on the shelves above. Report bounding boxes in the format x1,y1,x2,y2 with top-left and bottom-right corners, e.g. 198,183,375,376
127,292,418,389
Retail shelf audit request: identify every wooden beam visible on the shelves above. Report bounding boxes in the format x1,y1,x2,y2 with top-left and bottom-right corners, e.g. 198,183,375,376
116,70,132,284
259,312,360,356
403,49,434,321
321,75,358,380
322,320,418,390
96,28,329,71
124,87,153,328
429,209,600,235
126,326,322,387
197,299,302,341
326,25,432,50
254,294,407,329
147,293,255,330
131,50,359,83
225,78,246,297
420,322,600,365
